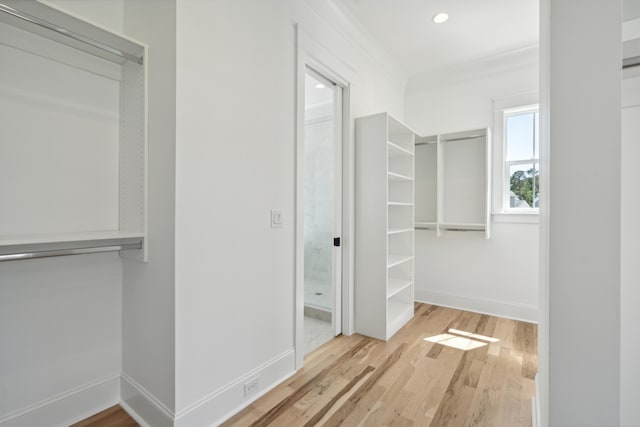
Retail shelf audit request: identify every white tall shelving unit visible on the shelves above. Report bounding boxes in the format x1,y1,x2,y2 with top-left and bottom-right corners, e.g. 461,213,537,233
415,128,491,239
0,1,147,262
355,113,415,341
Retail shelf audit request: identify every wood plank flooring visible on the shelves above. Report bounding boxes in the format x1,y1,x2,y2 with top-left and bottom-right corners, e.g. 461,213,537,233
75,303,537,427
71,405,138,427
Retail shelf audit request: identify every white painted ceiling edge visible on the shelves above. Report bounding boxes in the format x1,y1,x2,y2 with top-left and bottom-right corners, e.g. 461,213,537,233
406,44,539,95
338,0,538,77
307,0,408,84
338,0,640,96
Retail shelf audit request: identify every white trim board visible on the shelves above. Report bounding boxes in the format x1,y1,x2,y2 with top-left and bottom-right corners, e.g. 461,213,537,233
174,349,295,427
120,373,173,427
0,375,119,427
414,289,538,324
300,0,407,85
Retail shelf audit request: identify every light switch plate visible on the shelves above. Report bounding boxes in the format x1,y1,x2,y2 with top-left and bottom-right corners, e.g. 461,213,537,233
271,210,282,228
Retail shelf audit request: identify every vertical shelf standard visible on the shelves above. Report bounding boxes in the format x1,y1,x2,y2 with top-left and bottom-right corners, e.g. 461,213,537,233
355,113,415,341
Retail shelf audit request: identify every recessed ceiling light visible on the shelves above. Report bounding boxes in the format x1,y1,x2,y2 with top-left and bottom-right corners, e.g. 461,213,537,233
432,12,449,24
315,83,325,89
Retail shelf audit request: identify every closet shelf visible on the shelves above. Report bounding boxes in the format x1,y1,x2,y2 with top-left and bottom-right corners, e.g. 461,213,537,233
439,223,485,231
0,1,147,261
414,127,491,239
388,228,413,235
387,141,414,157
387,254,413,268
0,230,145,247
356,112,415,341
415,221,437,229
388,279,413,298
388,171,414,182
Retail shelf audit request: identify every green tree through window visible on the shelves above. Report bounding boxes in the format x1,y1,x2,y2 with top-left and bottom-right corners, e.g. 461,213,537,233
510,167,539,207
504,106,539,211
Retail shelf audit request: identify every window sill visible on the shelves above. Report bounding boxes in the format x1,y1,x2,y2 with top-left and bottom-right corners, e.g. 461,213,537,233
492,212,539,224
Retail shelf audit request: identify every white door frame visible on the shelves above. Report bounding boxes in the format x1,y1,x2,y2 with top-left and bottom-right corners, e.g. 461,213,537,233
295,24,355,370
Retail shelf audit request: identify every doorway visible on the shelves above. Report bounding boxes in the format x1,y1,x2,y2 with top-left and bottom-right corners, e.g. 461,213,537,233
302,67,342,355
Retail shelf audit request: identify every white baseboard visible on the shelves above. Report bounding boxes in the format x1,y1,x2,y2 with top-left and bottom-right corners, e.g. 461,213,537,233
0,375,119,427
414,288,538,323
120,373,174,427
532,374,540,427
174,349,296,427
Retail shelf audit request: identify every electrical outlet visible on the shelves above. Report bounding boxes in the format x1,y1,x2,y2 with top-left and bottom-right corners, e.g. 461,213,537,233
271,210,283,228
244,377,260,397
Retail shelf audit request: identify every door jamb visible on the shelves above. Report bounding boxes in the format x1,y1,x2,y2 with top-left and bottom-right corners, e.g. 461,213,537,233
295,24,354,370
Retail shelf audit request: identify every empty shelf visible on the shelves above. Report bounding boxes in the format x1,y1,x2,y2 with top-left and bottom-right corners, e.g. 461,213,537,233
388,201,413,206
0,230,145,247
387,279,413,298
387,254,413,268
440,223,485,231
387,141,414,157
415,222,437,230
388,228,413,235
388,171,414,182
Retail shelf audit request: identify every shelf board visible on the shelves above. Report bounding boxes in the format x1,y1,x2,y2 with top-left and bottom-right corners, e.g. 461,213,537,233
387,254,413,268
387,279,413,298
387,299,413,338
440,222,486,231
387,141,414,157
388,171,414,182
388,201,414,206
0,230,144,248
415,221,437,230
388,228,413,235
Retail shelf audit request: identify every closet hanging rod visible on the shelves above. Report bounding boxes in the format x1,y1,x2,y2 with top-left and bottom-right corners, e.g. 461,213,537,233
415,135,484,145
441,228,485,232
0,3,143,65
0,242,142,262
623,56,640,70
440,135,485,143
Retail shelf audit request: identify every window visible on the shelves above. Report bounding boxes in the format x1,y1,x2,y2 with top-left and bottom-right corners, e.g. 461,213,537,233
503,105,539,212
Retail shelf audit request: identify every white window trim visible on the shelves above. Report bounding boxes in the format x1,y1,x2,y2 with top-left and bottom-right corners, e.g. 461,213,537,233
503,105,539,213
492,93,540,221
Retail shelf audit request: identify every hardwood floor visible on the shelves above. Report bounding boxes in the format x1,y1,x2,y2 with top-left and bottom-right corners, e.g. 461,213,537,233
224,303,537,427
74,303,537,426
71,405,138,427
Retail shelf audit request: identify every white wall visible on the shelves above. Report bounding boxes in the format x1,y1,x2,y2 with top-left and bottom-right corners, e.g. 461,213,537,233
621,66,640,427
0,254,122,426
405,60,539,322
548,0,621,425
38,0,124,33
173,0,405,424
0,3,125,426
121,1,177,424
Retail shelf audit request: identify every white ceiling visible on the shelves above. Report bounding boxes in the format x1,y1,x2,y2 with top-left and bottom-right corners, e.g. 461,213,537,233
339,0,539,77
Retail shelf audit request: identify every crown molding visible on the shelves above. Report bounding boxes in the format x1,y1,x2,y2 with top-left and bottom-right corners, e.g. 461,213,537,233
297,0,408,86
407,44,540,95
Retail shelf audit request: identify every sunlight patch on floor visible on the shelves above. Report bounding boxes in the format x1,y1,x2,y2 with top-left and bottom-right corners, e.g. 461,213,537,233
424,329,500,351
